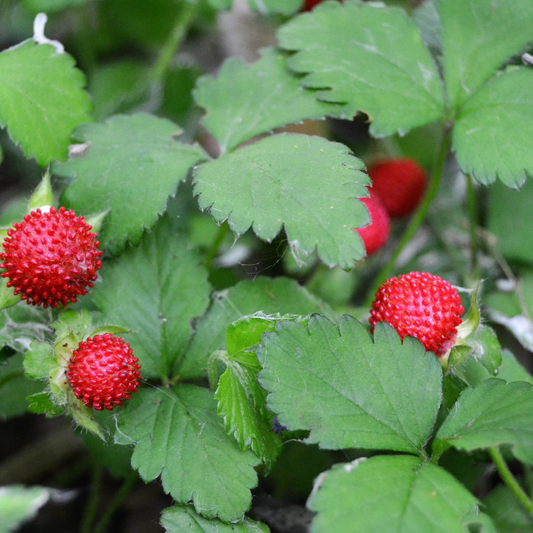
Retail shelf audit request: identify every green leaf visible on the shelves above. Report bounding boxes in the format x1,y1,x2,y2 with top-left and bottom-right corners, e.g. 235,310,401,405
91,215,211,380
194,133,369,268
217,354,280,465
277,0,445,137
308,455,482,533
54,113,207,254
0,485,50,533
453,68,533,187
257,317,442,454
470,513,499,533
0,41,91,166
100,0,182,48
161,505,269,533
88,61,150,121
497,349,533,385
194,48,337,155
413,0,442,51
484,485,533,533
116,385,259,522
486,272,533,353
439,0,533,110
161,66,203,129
179,276,335,379
22,0,87,13
207,0,233,9
215,315,299,467
248,0,302,16
0,353,43,419
434,379,533,464
488,179,533,265
0,305,51,354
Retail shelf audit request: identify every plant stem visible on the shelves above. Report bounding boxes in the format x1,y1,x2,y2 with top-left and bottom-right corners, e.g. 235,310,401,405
80,463,102,533
489,446,533,520
364,128,452,307
150,0,198,83
466,174,479,277
92,470,138,533
525,465,533,499
0,367,24,389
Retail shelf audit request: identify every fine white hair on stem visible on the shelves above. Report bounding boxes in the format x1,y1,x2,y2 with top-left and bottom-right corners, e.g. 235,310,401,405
33,13,65,54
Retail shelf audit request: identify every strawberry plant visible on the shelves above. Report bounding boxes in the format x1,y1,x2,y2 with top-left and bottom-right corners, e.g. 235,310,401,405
1,0,533,532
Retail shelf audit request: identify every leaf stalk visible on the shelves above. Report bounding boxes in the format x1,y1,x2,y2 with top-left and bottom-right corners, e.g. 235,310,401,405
92,470,138,533
489,446,533,521
150,0,198,83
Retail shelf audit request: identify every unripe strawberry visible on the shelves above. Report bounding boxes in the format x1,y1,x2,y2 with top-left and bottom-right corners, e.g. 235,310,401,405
67,334,141,411
368,158,427,218
354,195,390,256
0,207,103,308
369,271,464,357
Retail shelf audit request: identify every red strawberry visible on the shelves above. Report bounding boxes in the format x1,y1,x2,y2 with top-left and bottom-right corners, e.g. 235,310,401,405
302,0,332,11
0,207,103,308
67,333,141,411
369,271,464,357
354,195,390,256
368,158,427,218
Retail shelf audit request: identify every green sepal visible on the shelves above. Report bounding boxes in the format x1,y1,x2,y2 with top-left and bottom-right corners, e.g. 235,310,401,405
27,391,64,416
48,358,70,401
24,341,55,380
52,309,94,346
443,326,502,407
0,228,8,242
448,326,502,379
84,210,109,235
84,325,131,341
0,277,21,311
28,171,54,212
68,393,106,440
455,284,481,341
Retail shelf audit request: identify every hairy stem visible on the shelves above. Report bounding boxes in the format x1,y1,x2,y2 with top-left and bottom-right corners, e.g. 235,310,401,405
93,470,138,533
150,0,198,83
364,128,452,307
489,446,533,520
